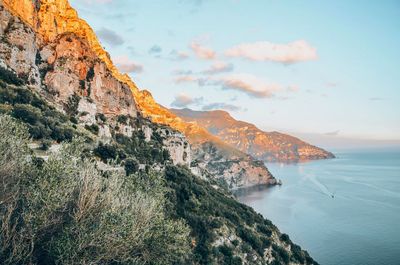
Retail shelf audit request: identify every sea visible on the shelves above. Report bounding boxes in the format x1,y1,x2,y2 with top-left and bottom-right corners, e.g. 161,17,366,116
236,148,400,265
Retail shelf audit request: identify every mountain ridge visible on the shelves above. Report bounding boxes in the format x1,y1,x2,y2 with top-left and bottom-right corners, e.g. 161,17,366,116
171,108,335,163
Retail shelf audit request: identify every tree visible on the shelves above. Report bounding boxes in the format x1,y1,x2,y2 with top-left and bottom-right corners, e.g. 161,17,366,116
124,157,139,175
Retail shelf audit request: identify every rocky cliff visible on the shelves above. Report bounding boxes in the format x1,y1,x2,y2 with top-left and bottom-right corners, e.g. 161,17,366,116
171,108,335,163
0,0,275,188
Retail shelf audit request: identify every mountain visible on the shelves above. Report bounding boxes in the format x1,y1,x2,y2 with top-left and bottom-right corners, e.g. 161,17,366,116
171,108,335,163
0,0,276,189
0,1,318,263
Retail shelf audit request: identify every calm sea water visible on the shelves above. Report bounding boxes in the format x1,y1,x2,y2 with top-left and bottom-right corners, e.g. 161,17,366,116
236,149,400,265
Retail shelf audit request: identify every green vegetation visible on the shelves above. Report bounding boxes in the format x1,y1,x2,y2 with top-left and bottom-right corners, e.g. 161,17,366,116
0,115,191,265
0,71,318,264
0,78,79,142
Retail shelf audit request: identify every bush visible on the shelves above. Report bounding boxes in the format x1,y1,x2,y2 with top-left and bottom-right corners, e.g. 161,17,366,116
0,120,191,265
95,112,107,123
39,139,52,151
124,157,139,176
0,66,24,85
12,104,40,124
93,142,118,162
84,123,99,135
117,114,128,124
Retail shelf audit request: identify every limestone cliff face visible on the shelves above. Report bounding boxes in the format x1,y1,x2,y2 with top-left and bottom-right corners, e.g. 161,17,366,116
135,90,276,188
171,108,335,163
0,0,276,188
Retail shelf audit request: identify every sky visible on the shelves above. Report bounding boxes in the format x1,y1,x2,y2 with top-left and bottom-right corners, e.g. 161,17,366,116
69,0,400,146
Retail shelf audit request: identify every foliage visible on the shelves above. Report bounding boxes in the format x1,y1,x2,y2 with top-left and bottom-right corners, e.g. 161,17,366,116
124,157,139,176
0,117,191,265
0,66,24,86
0,81,78,142
84,123,99,135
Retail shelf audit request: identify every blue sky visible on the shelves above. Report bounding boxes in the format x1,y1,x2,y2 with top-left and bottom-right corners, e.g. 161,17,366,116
70,0,400,143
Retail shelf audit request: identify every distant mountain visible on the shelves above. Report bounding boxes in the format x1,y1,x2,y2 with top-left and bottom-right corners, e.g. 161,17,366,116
171,108,335,163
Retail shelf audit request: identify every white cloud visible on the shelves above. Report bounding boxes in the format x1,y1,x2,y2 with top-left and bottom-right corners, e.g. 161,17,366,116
96,27,124,46
202,61,234,74
218,73,281,98
190,41,216,60
171,93,204,108
175,75,197,83
113,56,143,73
169,50,189,60
174,73,281,98
225,40,317,63
202,102,242,112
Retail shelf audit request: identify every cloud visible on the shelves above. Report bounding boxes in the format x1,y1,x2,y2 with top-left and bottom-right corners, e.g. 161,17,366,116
202,102,242,112
369,97,384,101
202,61,234,74
174,73,281,98
286,85,299,92
326,82,338,88
113,56,143,73
190,41,216,60
175,75,198,83
225,40,317,63
169,50,189,60
172,69,193,75
324,130,340,136
148,45,162,55
96,27,124,46
218,74,281,98
171,94,204,108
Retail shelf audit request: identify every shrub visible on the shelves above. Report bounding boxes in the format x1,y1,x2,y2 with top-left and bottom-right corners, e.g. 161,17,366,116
0,66,24,85
64,93,80,116
39,139,52,151
0,121,191,265
12,104,40,124
117,114,128,124
93,142,118,162
95,112,107,123
84,123,99,135
124,157,139,176
280,233,290,243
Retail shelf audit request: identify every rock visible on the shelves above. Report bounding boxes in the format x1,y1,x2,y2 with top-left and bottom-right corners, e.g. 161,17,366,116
171,108,335,163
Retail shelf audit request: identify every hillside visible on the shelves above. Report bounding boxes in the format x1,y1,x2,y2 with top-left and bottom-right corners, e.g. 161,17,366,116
0,0,318,264
171,108,335,163
0,0,275,189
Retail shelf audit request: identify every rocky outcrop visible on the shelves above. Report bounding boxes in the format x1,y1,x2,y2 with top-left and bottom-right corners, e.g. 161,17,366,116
0,0,276,188
171,108,335,163
135,90,276,188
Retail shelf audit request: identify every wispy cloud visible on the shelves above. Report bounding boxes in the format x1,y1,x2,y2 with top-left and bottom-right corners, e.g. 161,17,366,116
175,75,197,83
96,27,124,46
369,97,384,101
287,85,300,92
218,74,281,98
148,45,162,55
326,82,338,88
324,130,340,136
202,102,242,112
190,41,216,60
174,73,281,98
114,56,143,73
169,50,189,60
171,93,204,108
202,61,234,74
225,40,317,63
